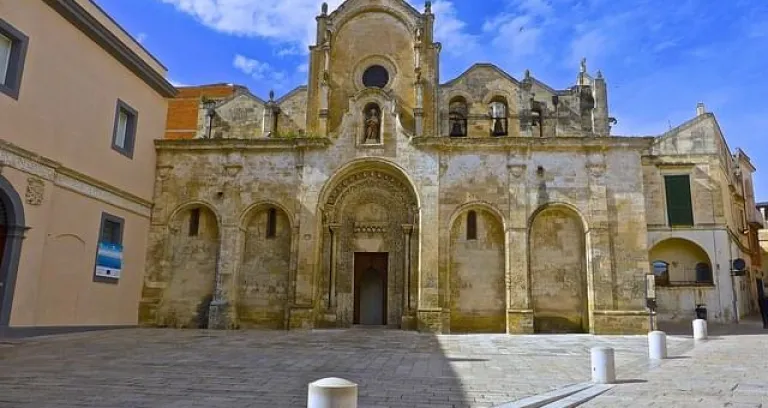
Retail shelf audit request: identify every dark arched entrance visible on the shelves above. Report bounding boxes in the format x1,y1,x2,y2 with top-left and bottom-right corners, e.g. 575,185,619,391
0,175,26,327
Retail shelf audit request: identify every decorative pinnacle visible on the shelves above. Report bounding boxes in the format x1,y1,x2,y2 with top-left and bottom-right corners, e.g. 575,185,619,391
425,1,432,13
321,3,328,15
269,90,275,101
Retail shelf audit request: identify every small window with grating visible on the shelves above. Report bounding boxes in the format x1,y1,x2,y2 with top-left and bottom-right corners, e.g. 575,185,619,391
266,208,277,238
467,210,477,240
189,208,200,237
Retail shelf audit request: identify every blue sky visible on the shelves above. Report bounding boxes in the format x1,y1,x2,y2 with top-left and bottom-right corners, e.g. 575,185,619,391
95,0,768,200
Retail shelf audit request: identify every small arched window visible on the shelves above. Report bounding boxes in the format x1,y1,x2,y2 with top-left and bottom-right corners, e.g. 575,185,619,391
266,208,277,238
652,260,670,287
489,97,508,136
449,97,468,137
466,210,477,240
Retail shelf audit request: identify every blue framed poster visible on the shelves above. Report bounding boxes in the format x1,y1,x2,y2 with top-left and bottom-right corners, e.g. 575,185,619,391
95,242,123,279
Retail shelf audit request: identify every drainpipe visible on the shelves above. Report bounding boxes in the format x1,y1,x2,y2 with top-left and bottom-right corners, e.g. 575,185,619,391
710,185,725,322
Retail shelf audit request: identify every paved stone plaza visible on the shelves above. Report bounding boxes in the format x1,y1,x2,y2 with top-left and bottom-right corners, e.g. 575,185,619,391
0,323,764,407
585,319,768,407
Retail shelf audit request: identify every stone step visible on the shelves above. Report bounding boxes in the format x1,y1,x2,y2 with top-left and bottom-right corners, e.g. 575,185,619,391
540,384,614,408
492,383,593,408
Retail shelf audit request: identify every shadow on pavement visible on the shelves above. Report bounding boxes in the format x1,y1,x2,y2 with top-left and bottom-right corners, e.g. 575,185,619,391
659,314,768,337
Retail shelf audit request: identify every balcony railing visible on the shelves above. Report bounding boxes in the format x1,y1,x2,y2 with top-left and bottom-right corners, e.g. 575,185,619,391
654,266,714,287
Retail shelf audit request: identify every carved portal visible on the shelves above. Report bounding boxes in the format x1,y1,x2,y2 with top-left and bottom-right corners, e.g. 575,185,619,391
321,168,418,327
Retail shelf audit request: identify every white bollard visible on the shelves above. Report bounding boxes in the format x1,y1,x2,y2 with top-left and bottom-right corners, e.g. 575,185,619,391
693,319,708,341
648,331,668,360
591,347,616,384
307,377,358,408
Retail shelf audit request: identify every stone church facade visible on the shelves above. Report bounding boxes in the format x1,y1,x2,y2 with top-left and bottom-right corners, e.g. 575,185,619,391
139,0,763,334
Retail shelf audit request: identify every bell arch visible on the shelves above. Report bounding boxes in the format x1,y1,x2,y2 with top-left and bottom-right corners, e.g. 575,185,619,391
528,203,589,333
318,160,419,328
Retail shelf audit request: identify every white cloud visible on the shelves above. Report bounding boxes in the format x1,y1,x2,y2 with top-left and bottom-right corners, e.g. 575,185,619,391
233,54,287,85
515,0,554,17
169,78,189,87
429,1,479,56
488,15,542,60
568,28,607,67
136,32,149,44
160,0,344,47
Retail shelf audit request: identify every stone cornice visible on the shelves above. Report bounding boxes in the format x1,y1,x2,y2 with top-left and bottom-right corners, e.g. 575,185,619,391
412,136,655,151
155,137,333,151
0,140,152,217
42,0,177,98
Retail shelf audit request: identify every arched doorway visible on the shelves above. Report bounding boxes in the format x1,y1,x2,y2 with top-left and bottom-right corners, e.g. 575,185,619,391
319,161,419,328
0,175,25,327
529,205,588,333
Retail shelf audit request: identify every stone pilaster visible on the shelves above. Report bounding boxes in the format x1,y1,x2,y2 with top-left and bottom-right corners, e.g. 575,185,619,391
507,160,533,333
417,184,441,332
209,223,241,330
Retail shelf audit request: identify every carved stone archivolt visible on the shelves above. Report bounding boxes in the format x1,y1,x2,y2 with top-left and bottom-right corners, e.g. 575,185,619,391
319,167,419,327
324,169,417,223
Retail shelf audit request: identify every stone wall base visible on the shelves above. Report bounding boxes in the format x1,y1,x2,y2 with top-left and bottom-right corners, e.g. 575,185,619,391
591,310,650,335
507,309,535,334
207,300,231,330
401,315,418,330
417,309,443,333
288,306,314,330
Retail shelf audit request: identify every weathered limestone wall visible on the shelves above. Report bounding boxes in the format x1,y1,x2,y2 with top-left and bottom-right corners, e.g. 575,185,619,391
449,209,506,333
439,66,521,138
238,207,292,329
277,87,308,136
529,206,587,333
200,93,267,139
642,113,757,323
149,207,218,328
327,11,417,133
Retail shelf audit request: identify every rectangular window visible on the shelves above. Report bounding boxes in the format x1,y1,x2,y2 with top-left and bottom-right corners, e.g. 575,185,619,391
112,99,138,158
189,208,200,237
266,208,277,238
664,175,694,226
0,34,11,86
466,211,478,240
0,18,29,100
94,213,124,283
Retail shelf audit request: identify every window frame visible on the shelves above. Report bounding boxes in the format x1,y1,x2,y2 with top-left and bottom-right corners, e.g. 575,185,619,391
651,260,670,287
0,18,29,100
94,212,124,284
266,208,277,239
466,210,478,241
663,174,695,227
189,208,200,237
111,99,139,158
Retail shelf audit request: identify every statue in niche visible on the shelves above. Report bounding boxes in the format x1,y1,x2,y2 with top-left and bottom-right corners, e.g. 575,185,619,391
363,104,381,144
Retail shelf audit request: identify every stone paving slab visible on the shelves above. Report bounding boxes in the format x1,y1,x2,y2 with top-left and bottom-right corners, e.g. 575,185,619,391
584,318,768,408
0,328,693,408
